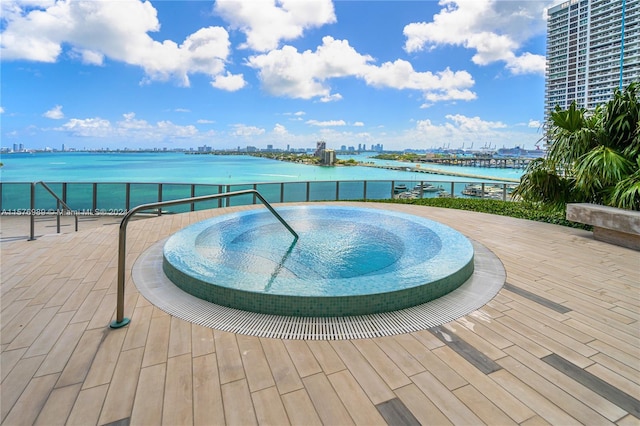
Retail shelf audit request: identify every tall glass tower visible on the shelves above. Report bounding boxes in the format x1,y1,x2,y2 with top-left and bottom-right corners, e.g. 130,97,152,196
545,0,639,121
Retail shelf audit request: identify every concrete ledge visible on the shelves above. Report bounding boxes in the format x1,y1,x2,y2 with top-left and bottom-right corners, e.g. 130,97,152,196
566,203,640,250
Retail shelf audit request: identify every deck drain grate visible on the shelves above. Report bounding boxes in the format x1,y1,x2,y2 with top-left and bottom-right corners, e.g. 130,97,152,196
132,239,505,340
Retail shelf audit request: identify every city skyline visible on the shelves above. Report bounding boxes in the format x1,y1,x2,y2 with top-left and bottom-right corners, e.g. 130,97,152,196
2,0,554,151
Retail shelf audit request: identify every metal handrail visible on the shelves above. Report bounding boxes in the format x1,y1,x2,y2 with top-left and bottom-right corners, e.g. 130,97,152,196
110,189,298,328
29,181,79,241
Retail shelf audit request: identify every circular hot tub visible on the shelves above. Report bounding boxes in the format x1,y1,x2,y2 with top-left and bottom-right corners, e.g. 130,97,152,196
162,205,474,316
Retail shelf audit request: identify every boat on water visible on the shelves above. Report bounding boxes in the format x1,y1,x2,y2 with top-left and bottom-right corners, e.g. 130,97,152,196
413,183,444,192
394,184,408,194
461,183,510,200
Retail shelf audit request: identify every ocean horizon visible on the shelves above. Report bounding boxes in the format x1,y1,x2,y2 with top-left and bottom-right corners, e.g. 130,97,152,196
0,151,524,184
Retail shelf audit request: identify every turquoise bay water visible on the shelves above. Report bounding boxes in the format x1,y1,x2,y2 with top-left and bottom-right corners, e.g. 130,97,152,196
0,152,523,211
0,151,522,184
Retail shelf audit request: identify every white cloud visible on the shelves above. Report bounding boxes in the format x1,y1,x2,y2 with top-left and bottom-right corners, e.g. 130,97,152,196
353,122,364,127
61,117,112,137
1,1,234,87
528,119,542,128
214,0,336,52
43,105,64,119
231,124,265,137
306,119,346,127
211,72,246,91
248,36,476,103
445,114,506,132
403,0,550,75
57,112,199,140
408,113,524,149
273,123,288,135
197,119,215,124
0,107,4,114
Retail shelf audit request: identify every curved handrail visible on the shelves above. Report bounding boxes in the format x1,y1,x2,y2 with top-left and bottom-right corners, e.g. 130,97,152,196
110,189,298,328
30,181,79,240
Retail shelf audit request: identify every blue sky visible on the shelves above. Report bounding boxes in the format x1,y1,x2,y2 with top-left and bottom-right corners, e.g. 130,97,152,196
1,0,556,151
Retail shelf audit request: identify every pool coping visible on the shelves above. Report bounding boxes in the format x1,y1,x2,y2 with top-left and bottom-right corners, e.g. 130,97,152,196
132,237,505,340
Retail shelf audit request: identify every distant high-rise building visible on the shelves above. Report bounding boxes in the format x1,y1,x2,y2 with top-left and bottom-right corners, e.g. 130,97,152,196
314,140,327,157
545,0,640,123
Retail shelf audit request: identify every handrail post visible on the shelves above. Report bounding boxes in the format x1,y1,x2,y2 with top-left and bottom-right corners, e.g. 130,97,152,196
56,200,61,233
29,182,36,241
111,212,132,328
109,189,298,329
29,181,80,240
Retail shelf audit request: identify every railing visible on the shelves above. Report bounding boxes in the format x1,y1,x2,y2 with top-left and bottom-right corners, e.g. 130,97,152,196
1,179,518,216
28,182,79,241
110,189,298,328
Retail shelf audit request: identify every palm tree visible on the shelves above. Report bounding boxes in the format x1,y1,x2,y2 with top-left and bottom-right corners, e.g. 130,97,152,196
514,83,640,211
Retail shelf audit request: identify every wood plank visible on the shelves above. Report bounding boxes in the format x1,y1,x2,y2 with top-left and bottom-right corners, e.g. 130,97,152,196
454,316,514,349
588,339,640,371
410,329,446,350
191,323,215,357
35,320,87,377
162,353,194,426
1,347,27,382
237,334,275,393
498,355,614,425
411,370,484,425
168,316,192,358
98,347,144,425
590,353,640,387
130,363,166,426
503,305,598,357
44,278,82,309
306,340,346,375
82,327,127,389
431,326,503,374
496,313,594,368
260,338,304,395
252,386,290,425
141,314,170,368
503,283,571,314
214,330,245,384
1,302,41,345
394,383,453,426
70,289,107,324
453,384,517,425
505,346,627,422
585,363,640,410
283,340,322,378
193,354,225,426
330,340,395,404
1,355,46,422
3,373,59,426
373,336,425,377
281,388,323,426
432,346,534,423
34,383,81,426
376,397,420,426
122,305,153,351
328,370,388,425
221,379,257,426
25,310,75,357
352,338,411,390
302,372,354,426
66,384,109,426
489,368,582,425
396,334,467,390
6,305,59,350
56,328,104,388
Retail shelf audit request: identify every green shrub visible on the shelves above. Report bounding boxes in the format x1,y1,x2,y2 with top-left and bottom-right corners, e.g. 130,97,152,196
370,198,591,229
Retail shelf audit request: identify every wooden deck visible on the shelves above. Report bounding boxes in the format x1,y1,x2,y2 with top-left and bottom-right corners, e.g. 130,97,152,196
1,202,638,425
